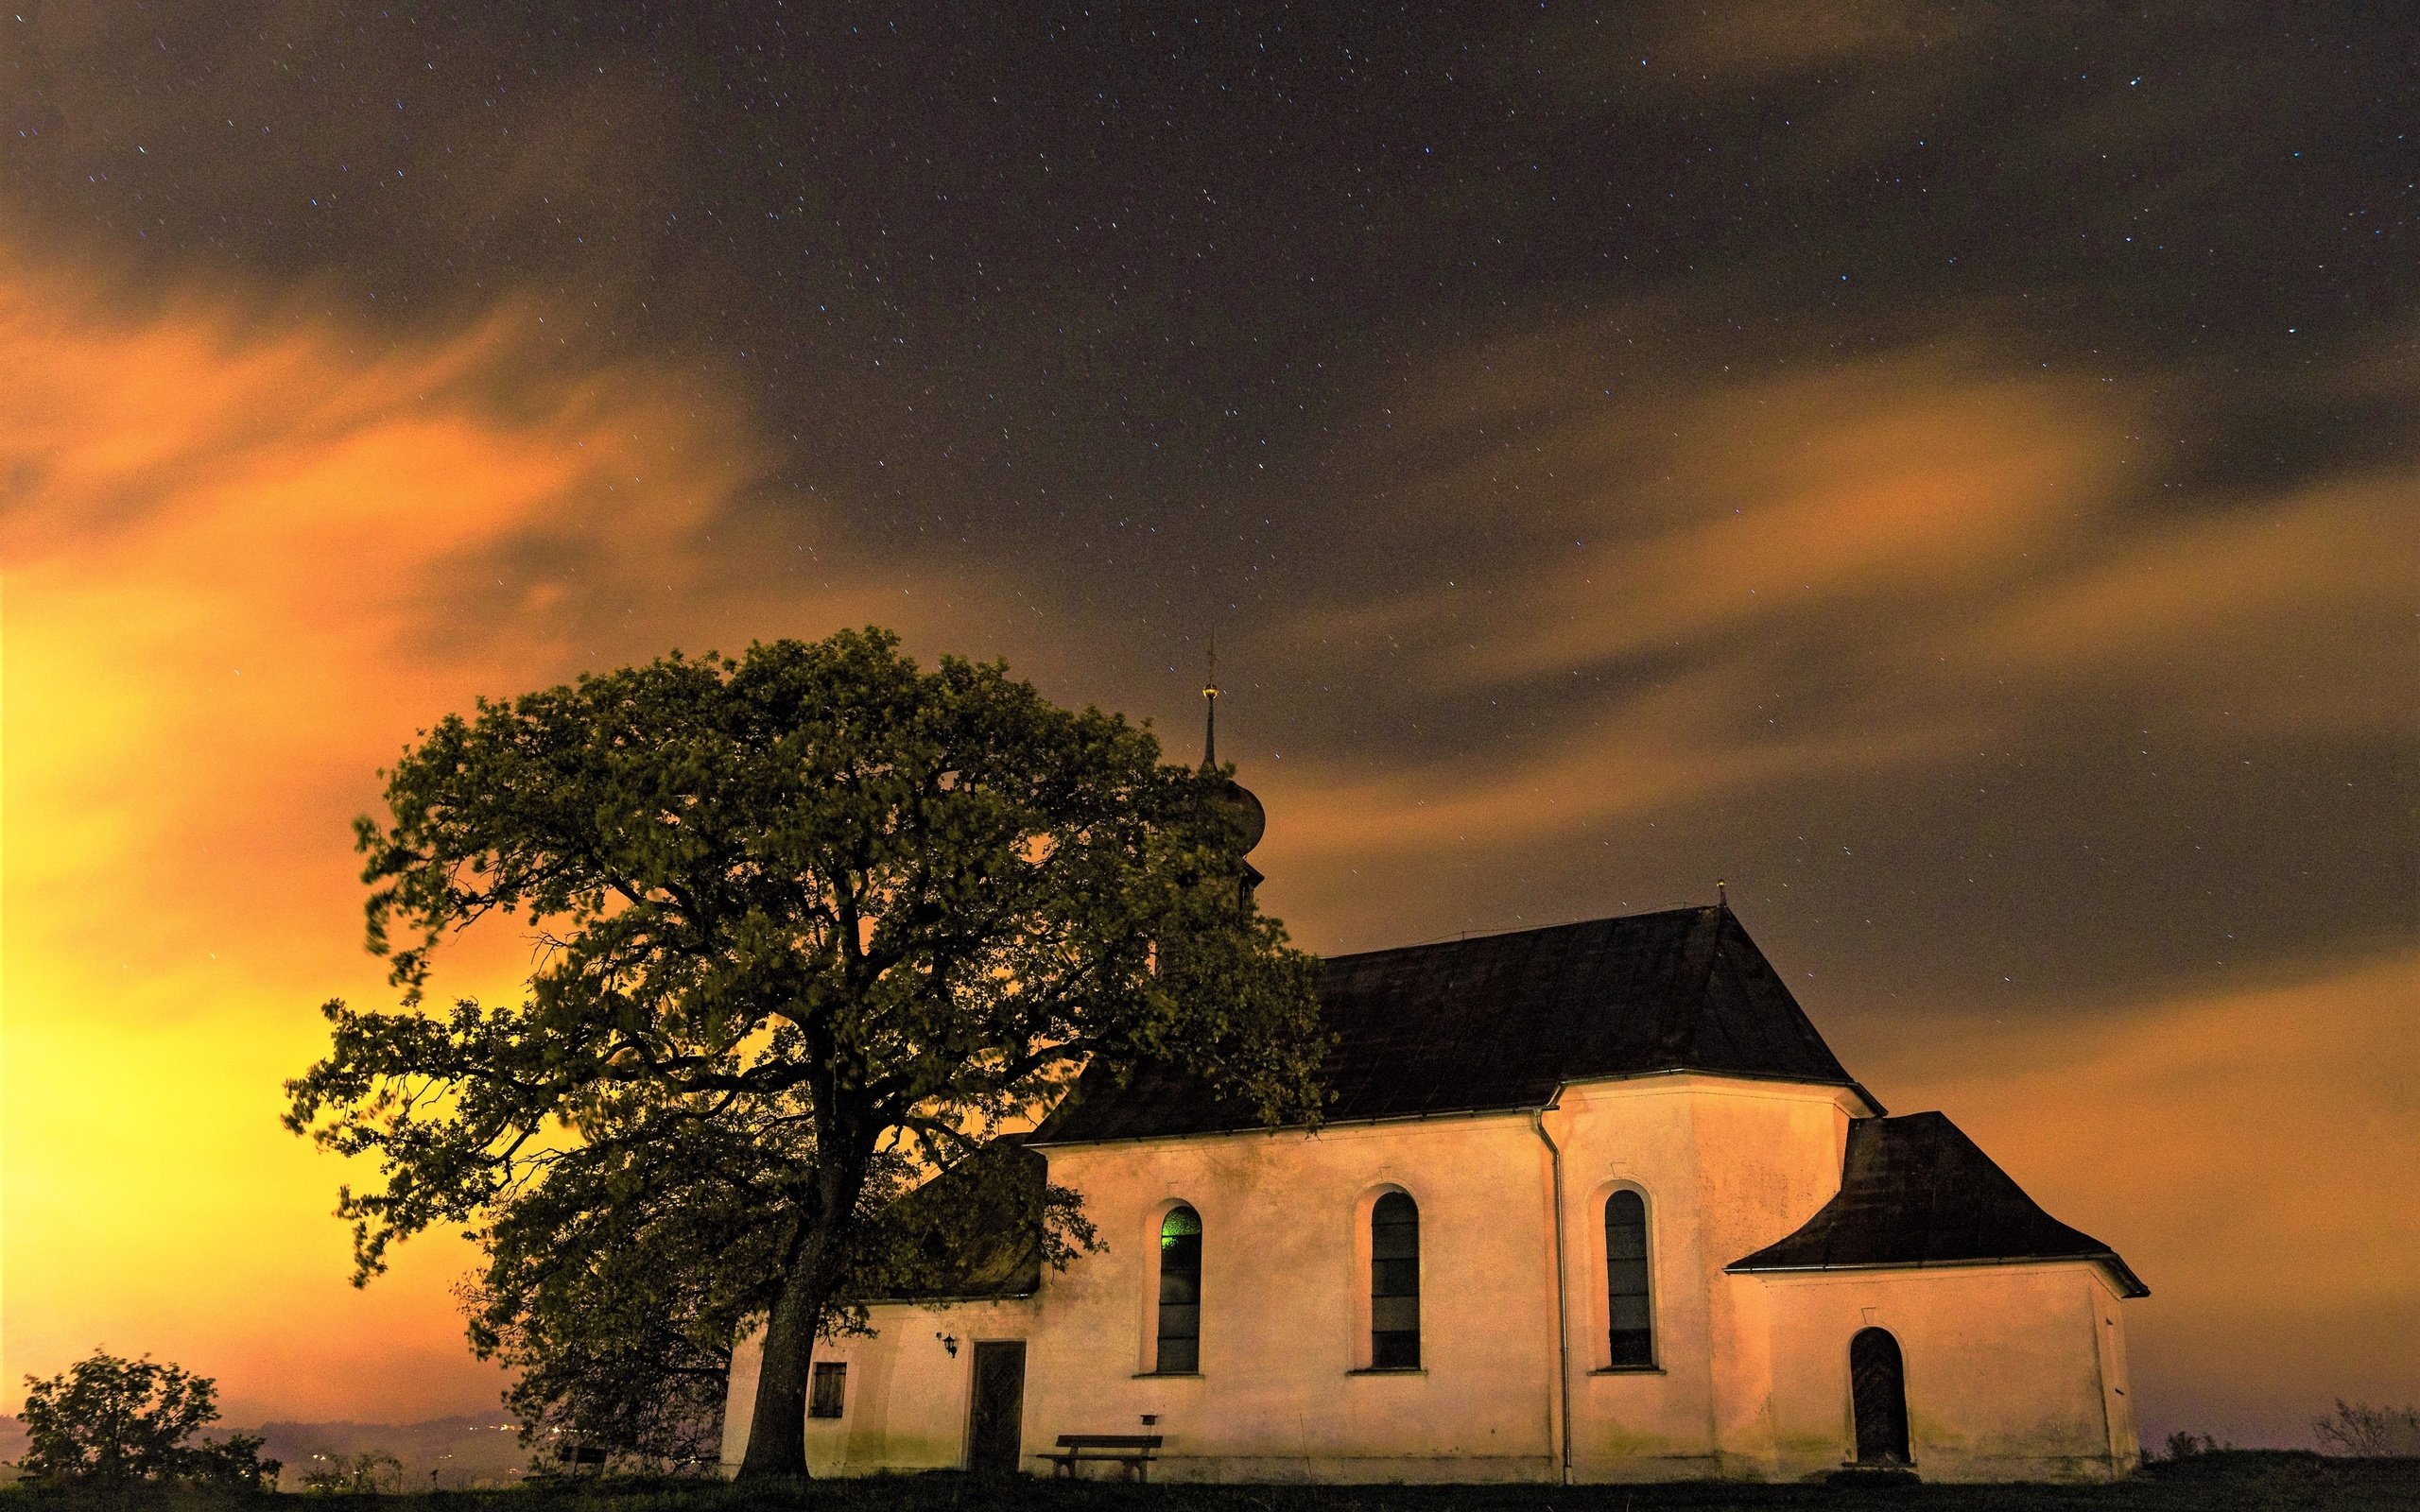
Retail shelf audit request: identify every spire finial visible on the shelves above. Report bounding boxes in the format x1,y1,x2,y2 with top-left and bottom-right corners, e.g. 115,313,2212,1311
1716,879,1729,911
1201,633,1219,770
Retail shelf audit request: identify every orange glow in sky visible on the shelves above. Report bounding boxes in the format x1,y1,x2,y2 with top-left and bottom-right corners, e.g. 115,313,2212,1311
3,233,2413,1445
0,247,942,1423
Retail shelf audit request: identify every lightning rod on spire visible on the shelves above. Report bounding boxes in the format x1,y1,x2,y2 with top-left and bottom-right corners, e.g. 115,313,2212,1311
1201,633,1219,770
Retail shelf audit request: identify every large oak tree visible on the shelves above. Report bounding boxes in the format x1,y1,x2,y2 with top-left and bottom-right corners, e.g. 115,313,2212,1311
285,629,1324,1478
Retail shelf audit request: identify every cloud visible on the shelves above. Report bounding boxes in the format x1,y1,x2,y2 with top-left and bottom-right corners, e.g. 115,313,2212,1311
1260,660,1976,858
0,244,979,1419
1519,0,1974,96
1638,0,1971,84
1941,472,2417,732
1269,320,2414,849
1326,345,2125,678
1511,0,1992,177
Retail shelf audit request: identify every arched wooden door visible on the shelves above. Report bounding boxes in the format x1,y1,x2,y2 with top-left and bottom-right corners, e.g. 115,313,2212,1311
1850,1328,1910,1465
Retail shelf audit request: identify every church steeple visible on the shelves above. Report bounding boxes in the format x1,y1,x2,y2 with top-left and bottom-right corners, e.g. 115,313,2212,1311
1193,636,1265,908
1201,635,1220,771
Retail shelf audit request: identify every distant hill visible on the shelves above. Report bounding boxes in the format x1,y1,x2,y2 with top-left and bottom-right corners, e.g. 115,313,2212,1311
0,1413,534,1491
248,1415,533,1490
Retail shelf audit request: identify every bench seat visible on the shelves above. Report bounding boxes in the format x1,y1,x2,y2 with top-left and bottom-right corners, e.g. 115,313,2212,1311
1041,1433,1164,1481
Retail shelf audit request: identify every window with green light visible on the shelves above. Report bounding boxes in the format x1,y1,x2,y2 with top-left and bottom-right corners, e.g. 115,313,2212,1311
1155,1205,1201,1373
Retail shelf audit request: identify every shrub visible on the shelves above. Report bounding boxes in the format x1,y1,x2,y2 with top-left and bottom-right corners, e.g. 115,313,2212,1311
295,1449,406,1493
14,1349,278,1492
2313,1399,2420,1456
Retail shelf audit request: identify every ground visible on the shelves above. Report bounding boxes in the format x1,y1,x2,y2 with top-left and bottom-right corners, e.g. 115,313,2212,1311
2,1454,2413,1511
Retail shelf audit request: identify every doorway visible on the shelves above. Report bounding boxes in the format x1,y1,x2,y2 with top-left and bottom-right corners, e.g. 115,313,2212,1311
1850,1327,1911,1465
966,1341,1027,1474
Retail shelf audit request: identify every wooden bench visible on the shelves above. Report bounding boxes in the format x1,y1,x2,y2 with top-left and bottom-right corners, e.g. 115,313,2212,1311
1042,1433,1164,1481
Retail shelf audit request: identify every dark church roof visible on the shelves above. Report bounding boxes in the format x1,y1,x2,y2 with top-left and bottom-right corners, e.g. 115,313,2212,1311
1726,1111,2149,1297
1032,904,1876,1146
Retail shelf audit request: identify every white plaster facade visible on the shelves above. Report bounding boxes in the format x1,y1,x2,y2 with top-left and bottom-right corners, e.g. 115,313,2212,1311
723,1068,2143,1484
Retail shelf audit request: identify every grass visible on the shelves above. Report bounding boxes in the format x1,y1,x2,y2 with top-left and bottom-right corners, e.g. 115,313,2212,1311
4,1453,2414,1512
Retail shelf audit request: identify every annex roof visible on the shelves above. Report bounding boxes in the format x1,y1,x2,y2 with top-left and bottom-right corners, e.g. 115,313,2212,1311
854,1140,1046,1303
1726,1111,2149,1297
1032,904,1876,1146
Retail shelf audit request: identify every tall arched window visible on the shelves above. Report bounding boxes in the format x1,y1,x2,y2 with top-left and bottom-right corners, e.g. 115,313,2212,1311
1605,1190,1653,1367
1370,1192,1422,1368
1154,1205,1202,1373
1850,1328,1910,1464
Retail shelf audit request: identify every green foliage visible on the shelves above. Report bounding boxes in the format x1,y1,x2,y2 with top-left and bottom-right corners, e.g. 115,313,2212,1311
284,629,1326,1476
294,1451,403,1494
847,1142,1094,1305
13,1350,276,1492
457,1113,813,1469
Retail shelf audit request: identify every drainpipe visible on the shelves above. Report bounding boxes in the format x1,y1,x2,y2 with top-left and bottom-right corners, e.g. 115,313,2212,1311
1532,1106,1573,1485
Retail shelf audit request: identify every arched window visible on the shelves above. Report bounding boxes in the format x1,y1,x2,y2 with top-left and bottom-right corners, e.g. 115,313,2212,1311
1154,1205,1202,1373
1370,1192,1421,1368
1605,1190,1653,1367
1850,1327,1910,1464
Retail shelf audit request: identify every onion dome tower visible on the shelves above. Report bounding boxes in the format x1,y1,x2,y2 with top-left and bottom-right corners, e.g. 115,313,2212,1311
1200,643,1265,908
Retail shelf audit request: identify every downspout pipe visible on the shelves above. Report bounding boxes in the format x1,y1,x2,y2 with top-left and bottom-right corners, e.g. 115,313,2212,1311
1532,1105,1573,1485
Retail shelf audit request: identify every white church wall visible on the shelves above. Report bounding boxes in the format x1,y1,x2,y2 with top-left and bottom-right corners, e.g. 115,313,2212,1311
720,1297,1043,1475
2089,1267,2140,1470
721,1074,2135,1486
720,1324,758,1473
1753,1263,2138,1483
1028,1113,1566,1482
1548,1074,1859,1481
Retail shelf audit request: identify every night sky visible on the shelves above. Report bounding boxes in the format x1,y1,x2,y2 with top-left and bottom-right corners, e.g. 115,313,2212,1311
5,2,2413,1450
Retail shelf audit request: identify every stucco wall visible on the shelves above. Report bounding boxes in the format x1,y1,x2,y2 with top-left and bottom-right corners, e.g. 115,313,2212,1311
1751,1263,2139,1482
721,1297,1042,1476
720,1326,758,1472
1547,1076,1857,1481
720,1074,2135,1485
1026,1111,1565,1481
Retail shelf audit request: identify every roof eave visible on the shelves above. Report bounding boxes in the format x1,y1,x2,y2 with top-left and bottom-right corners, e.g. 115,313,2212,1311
1031,1067,1880,1149
1724,1251,2150,1299
850,1287,1043,1307
1028,1099,1536,1150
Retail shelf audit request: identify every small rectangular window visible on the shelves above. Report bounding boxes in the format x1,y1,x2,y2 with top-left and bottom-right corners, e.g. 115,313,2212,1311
809,1361,847,1418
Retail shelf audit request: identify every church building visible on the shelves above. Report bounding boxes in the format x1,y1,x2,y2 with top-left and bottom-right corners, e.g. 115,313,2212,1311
721,702,2147,1485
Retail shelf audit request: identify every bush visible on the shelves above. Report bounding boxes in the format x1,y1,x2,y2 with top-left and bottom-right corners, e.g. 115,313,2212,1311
13,1350,277,1493
294,1450,405,1493
2314,1400,2420,1456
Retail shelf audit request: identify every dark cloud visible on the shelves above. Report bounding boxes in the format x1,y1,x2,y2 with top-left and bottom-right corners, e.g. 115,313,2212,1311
4,0,2411,1445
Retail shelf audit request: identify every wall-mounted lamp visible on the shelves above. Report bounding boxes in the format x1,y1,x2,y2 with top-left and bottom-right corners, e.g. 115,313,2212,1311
936,1332,959,1357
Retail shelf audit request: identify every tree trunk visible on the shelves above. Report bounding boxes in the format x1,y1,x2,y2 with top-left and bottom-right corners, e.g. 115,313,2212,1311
736,1260,825,1479
736,1136,872,1481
